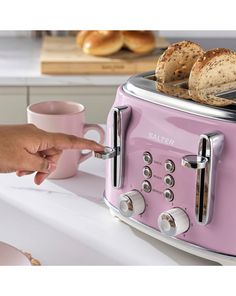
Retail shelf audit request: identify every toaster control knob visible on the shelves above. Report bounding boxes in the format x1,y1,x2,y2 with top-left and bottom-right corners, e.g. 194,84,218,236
118,190,145,218
158,208,190,236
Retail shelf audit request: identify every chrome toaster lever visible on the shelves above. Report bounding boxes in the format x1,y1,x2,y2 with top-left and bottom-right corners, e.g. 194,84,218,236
94,105,131,188
182,155,208,170
94,146,117,160
182,132,224,225
112,106,132,188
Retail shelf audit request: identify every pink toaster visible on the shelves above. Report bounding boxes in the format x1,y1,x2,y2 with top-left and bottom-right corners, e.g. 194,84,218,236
95,71,236,265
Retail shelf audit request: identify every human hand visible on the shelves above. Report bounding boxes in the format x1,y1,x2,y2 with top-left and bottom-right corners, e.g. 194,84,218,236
0,124,104,185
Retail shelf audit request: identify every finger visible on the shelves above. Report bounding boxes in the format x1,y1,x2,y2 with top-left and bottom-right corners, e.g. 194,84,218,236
17,148,61,178
16,170,34,177
34,165,56,185
40,147,62,157
40,148,62,168
49,133,104,151
34,148,61,185
22,153,55,173
34,172,49,185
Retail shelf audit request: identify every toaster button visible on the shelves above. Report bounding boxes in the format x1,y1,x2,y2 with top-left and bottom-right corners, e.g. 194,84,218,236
142,180,152,193
164,175,175,187
165,160,175,173
143,152,153,165
163,189,174,202
143,166,152,179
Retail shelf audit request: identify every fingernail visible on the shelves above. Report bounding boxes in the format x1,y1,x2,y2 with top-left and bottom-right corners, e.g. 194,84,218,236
36,173,49,185
36,178,45,186
41,175,49,183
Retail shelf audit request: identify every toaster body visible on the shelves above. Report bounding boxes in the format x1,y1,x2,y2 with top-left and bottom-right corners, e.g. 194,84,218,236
103,71,236,264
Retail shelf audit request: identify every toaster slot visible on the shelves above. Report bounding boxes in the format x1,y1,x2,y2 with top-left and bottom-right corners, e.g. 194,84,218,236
197,137,207,223
111,106,131,188
113,110,118,186
215,88,236,100
171,79,189,89
182,132,224,225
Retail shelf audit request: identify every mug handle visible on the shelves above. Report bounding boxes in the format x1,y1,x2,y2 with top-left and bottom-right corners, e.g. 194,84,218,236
78,124,105,164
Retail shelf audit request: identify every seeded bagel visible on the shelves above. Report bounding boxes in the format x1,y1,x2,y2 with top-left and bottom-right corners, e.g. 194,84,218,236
190,87,232,107
189,48,236,89
155,40,204,83
156,82,192,99
189,48,236,106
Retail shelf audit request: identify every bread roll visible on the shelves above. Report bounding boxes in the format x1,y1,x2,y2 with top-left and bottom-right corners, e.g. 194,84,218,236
155,40,204,83
76,30,94,47
81,31,123,56
122,31,156,54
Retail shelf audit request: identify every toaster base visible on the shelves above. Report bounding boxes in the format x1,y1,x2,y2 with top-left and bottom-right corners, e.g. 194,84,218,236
104,196,236,265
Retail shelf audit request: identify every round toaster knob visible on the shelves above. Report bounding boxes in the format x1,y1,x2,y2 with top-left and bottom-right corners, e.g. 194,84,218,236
158,208,190,236
118,190,145,218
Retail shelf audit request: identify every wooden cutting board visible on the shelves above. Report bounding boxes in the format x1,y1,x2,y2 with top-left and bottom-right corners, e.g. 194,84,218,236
40,36,169,75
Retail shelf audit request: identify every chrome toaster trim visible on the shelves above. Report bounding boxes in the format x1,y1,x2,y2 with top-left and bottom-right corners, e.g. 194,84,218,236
182,132,224,225
111,106,132,188
103,195,236,265
123,71,236,123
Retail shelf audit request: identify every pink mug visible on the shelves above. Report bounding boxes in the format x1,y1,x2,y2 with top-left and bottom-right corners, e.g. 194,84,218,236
27,100,105,179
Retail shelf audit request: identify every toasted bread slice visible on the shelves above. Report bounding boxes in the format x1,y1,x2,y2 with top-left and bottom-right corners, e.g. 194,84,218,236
156,81,192,100
190,86,233,107
189,48,236,89
189,48,236,106
155,40,204,83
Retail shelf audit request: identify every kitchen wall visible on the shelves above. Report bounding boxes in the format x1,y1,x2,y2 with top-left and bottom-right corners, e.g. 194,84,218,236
158,31,236,37
1,31,236,38
0,31,32,37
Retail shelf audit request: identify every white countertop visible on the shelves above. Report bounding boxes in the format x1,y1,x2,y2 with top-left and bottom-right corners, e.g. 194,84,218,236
0,129,219,265
0,37,129,86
